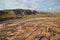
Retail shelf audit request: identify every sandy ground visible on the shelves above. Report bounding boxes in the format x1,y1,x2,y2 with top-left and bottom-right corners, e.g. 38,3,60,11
0,18,60,40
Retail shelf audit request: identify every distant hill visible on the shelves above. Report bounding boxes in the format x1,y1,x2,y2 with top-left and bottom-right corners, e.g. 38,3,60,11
0,9,60,21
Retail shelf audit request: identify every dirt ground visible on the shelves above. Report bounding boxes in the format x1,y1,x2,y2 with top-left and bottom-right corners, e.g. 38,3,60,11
0,18,60,40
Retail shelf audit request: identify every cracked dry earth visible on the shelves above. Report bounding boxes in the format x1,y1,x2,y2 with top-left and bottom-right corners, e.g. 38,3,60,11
0,18,60,40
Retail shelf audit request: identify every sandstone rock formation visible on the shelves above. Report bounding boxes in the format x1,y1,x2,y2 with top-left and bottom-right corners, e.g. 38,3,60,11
0,18,60,40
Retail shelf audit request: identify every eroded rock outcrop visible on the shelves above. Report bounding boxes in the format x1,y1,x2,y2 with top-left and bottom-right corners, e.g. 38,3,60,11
0,9,39,20
0,18,60,40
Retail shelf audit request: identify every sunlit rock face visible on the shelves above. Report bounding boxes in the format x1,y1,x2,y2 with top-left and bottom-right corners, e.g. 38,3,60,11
0,9,38,15
13,9,38,15
0,9,39,20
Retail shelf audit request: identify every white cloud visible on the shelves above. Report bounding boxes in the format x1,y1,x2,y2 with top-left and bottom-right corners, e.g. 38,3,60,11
53,6,60,9
0,0,60,12
52,6,60,11
47,6,60,12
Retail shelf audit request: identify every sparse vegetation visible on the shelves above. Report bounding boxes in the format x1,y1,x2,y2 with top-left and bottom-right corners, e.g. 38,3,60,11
0,9,60,21
0,9,60,40
0,12,60,20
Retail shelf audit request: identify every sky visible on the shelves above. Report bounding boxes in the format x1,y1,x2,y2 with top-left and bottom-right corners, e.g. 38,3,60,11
0,0,60,12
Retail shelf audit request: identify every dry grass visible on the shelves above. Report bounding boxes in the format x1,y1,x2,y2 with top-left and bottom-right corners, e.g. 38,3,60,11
0,13,60,20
